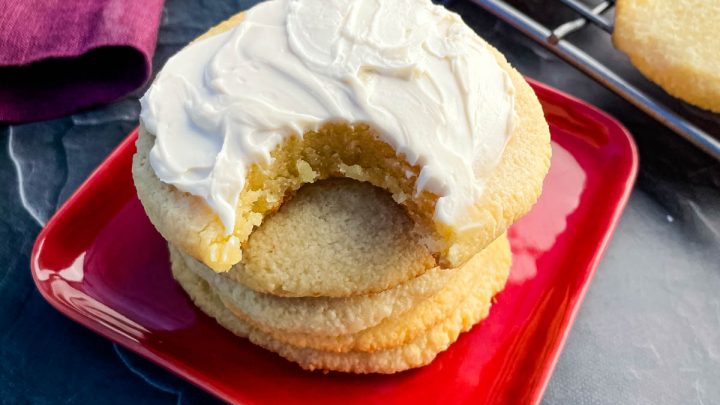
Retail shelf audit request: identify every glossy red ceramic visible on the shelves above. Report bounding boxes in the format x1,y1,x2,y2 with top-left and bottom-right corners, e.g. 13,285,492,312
31,80,637,405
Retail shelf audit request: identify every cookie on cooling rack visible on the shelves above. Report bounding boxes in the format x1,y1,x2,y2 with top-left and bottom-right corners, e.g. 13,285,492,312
613,0,720,112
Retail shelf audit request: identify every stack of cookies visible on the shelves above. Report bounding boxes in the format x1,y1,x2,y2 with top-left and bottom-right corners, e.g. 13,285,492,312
132,0,550,374
166,179,511,373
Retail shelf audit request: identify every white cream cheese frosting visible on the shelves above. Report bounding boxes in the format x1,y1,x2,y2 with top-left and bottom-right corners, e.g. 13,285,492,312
140,0,517,234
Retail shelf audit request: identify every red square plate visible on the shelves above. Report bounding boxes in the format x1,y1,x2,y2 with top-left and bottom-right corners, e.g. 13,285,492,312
31,80,637,405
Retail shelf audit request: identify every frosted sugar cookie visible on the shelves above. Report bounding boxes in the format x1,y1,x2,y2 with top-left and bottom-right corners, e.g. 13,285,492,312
134,0,550,271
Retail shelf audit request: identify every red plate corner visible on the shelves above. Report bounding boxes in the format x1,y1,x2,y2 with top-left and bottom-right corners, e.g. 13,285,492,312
30,79,637,405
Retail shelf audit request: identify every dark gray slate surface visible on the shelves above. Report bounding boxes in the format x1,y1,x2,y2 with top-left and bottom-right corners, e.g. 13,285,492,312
1,0,718,404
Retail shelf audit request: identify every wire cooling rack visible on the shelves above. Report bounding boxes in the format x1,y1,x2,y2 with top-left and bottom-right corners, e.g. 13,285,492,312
467,0,720,160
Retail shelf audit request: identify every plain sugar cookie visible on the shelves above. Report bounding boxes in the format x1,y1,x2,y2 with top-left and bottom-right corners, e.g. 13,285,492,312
227,179,436,297
613,0,720,112
171,245,455,336
222,235,510,353
170,240,511,373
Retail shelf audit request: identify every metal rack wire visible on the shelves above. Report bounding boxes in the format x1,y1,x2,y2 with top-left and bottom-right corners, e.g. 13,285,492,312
468,0,720,160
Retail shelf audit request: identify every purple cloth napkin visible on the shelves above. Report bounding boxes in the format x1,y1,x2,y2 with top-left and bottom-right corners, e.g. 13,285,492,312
0,0,164,123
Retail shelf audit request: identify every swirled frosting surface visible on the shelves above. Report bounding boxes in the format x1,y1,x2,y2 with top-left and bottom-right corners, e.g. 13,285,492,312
140,0,517,233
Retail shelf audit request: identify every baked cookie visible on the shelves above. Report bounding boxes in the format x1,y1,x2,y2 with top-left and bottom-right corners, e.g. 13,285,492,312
133,0,551,272
170,237,511,373
613,0,720,112
222,235,510,353
172,245,454,336
226,179,436,297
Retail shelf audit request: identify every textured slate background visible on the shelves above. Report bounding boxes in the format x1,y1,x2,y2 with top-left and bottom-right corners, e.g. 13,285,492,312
1,0,719,404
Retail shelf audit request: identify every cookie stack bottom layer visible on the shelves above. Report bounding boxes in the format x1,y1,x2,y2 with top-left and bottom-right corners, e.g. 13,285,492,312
169,235,511,374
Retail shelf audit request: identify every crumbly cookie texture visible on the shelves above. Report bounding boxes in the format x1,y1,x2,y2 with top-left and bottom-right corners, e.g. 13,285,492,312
228,179,436,298
222,235,510,353
132,11,551,273
613,0,720,112
172,245,455,336
170,235,511,373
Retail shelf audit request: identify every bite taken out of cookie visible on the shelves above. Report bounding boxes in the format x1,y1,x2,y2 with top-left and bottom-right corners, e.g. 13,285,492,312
133,0,551,273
